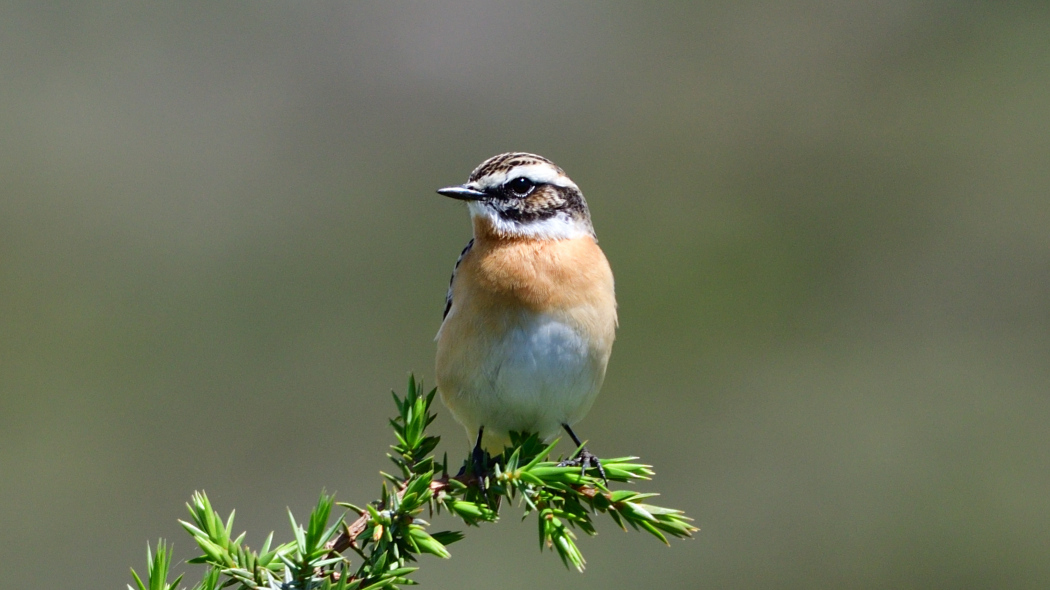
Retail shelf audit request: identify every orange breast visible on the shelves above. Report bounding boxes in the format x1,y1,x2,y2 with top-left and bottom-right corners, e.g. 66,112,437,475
434,231,618,447
467,234,615,311
437,232,617,372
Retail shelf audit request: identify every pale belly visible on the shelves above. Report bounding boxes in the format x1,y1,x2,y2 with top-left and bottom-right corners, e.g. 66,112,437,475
437,309,607,451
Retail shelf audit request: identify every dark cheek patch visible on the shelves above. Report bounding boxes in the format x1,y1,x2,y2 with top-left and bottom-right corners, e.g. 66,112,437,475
495,186,587,224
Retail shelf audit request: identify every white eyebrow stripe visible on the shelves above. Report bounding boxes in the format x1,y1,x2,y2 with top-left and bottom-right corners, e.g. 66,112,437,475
472,164,578,191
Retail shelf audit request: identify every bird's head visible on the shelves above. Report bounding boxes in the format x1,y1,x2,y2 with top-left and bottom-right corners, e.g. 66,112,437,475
438,152,594,240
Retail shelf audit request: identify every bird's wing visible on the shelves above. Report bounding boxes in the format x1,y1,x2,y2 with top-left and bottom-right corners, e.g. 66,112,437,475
443,238,474,320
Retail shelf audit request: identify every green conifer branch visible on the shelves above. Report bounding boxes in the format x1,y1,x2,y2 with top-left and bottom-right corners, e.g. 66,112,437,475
130,375,696,589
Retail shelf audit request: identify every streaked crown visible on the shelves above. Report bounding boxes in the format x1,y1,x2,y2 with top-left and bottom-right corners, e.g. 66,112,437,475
437,152,594,240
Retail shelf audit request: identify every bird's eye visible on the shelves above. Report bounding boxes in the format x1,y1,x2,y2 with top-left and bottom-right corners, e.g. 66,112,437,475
505,177,535,197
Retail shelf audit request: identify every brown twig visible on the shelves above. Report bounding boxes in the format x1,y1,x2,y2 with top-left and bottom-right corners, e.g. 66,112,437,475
326,473,482,556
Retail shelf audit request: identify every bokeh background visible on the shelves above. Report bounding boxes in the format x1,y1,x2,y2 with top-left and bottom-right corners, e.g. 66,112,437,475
2,2,1049,588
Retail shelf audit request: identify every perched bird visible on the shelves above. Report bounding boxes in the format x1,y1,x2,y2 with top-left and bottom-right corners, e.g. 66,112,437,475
434,152,617,475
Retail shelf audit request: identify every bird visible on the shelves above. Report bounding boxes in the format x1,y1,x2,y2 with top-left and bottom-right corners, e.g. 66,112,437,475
434,152,617,477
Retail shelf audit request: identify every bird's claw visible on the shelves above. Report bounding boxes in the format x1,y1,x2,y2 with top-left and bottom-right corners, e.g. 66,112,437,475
454,426,492,495
558,446,607,484
471,442,490,494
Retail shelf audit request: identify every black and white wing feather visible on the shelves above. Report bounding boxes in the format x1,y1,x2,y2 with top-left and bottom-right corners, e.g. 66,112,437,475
442,238,474,320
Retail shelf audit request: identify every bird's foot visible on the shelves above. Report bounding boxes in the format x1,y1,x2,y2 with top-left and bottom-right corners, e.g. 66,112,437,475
558,446,607,484
471,441,489,488
456,426,493,495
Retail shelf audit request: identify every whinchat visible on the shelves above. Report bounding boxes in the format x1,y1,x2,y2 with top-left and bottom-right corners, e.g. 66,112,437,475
435,152,617,474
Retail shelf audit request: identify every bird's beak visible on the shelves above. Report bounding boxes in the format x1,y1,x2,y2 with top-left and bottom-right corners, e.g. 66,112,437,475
437,185,487,201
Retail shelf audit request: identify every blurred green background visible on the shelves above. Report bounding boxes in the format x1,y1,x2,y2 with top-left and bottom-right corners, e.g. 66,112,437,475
2,2,1049,588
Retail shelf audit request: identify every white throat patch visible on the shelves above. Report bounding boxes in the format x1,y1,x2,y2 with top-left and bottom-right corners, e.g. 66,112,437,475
468,202,593,240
